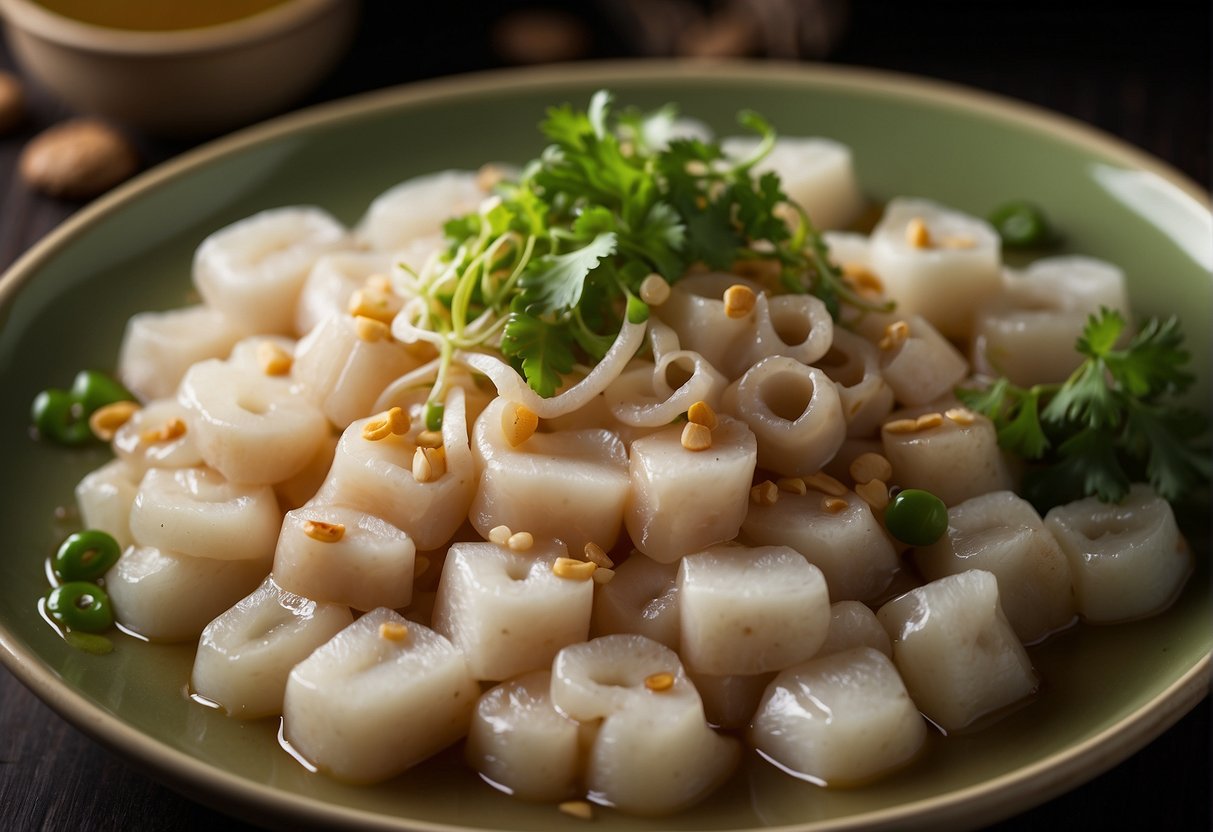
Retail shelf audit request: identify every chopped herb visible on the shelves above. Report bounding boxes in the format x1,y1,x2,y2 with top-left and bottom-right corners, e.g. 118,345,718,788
958,308,1210,509
401,91,890,416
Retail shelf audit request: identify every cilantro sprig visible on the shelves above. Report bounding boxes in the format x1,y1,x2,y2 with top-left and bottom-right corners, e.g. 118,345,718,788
958,308,1210,509
401,91,888,412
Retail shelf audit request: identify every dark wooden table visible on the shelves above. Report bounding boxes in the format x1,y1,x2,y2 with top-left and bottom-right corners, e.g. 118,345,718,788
2,2,1209,830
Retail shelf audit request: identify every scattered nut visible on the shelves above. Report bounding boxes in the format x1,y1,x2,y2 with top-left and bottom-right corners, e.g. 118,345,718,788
722,283,757,318
945,407,976,426
88,400,139,441
583,542,614,569
489,525,513,545
507,531,534,552
355,315,390,342
750,480,779,505
878,320,910,351
777,477,807,495
644,672,676,692
20,118,139,199
822,496,849,514
680,421,713,451
558,800,594,821
362,407,408,441
303,519,345,543
553,557,597,581
905,217,932,248
849,452,893,484
803,471,848,497
687,400,718,430
855,479,890,511
141,417,186,444
257,341,292,376
501,401,539,447
379,621,409,642
914,412,944,431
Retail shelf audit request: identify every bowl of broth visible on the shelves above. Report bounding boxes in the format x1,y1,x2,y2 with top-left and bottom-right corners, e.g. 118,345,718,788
0,0,358,135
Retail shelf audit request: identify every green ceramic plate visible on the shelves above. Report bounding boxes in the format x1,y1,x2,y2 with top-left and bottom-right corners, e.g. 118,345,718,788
0,62,1209,831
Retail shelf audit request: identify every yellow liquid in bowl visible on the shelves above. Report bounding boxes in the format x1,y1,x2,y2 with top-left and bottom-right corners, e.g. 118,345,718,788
33,0,293,31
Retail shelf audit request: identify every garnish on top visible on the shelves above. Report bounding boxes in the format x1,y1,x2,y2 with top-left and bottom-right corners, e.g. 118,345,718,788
958,308,1211,509
395,90,889,418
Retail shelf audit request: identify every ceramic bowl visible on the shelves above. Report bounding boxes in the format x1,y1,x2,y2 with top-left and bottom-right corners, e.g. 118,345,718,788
0,0,358,135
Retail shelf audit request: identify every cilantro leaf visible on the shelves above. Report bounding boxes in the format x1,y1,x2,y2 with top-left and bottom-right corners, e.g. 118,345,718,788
518,233,617,315
500,314,575,397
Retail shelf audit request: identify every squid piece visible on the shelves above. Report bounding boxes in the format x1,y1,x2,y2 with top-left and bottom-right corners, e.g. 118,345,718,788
104,544,271,642
282,609,479,784
881,406,1013,506
917,491,1076,643
861,313,970,408
655,274,763,375
590,551,681,650
117,304,246,401
868,198,1002,339
686,670,774,730
816,328,895,438
721,136,863,231
470,397,629,555
111,398,204,477
190,576,353,718
294,250,396,337
192,206,348,335
721,356,846,477
678,544,831,676
973,256,1129,386
817,600,892,658
312,386,476,551
550,634,738,816
178,358,330,486
1044,484,1191,623
726,293,834,381
356,170,487,251
273,505,416,611
877,570,1037,733
128,467,281,562
432,540,592,681
742,486,899,604
74,459,139,550
293,313,423,429
749,647,926,787
625,416,756,563
466,670,591,803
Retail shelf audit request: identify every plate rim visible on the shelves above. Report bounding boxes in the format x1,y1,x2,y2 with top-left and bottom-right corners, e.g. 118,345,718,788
1,59,1209,832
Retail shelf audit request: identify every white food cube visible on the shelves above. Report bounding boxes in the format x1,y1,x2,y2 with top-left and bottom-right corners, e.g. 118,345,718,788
626,417,756,562
722,136,863,231
178,358,330,486
292,313,422,429
917,491,1076,643
866,313,970,408
311,387,477,551
190,576,353,718
869,198,1002,340
129,466,281,562
881,406,1013,506
295,250,395,336
466,670,588,802
283,609,478,783
972,256,1128,386
470,397,629,555
550,634,738,816
105,544,270,642
749,647,926,786
1044,484,1191,623
75,459,139,549
192,206,348,335
117,305,245,402
877,570,1037,732
274,504,415,611
678,544,830,675
432,540,591,681
590,551,681,650
818,600,892,658
742,488,899,603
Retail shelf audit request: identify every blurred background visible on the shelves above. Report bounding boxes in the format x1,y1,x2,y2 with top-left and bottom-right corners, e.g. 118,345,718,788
0,0,1209,830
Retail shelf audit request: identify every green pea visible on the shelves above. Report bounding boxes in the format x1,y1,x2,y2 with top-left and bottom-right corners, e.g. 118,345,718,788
54,530,122,582
46,582,114,633
70,370,134,415
884,488,949,546
31,388,92,445
988,201,1054,248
